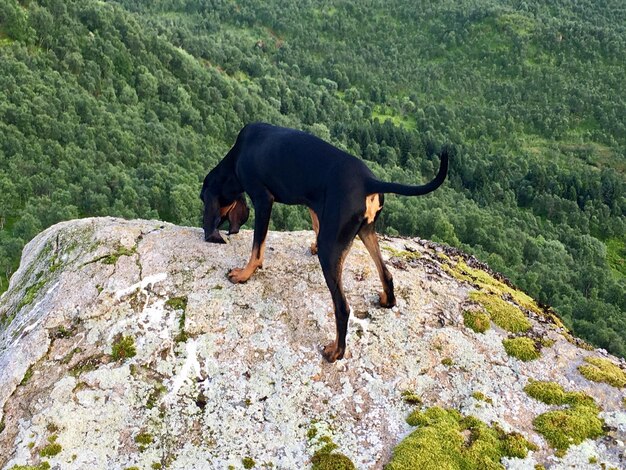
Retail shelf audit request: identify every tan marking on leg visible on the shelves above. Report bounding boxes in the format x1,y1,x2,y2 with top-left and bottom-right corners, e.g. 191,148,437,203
228,240,266,283
364,194,382,224
359,227,396,307
219,201,237,217
309,208,320,255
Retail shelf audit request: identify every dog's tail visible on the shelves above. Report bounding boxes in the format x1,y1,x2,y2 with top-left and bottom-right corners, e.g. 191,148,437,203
366,148,449,196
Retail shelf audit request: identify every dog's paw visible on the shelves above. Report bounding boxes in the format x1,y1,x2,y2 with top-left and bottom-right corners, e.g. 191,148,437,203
310,243,318,255
322,342,344,363
227,268,249,284
379,291,397,308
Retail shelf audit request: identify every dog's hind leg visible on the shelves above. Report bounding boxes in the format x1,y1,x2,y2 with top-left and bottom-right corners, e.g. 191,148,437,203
358,223,396,308
228,194,273,283
316,212,363,362
308,208,320,255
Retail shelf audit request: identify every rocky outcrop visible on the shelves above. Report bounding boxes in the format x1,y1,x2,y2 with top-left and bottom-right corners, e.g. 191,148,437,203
0,217,624,469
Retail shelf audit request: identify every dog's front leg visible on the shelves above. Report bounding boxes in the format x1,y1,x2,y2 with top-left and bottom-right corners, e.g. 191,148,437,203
228,196,273,283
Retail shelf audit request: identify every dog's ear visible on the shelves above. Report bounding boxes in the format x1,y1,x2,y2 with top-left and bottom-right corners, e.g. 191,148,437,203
227,195,250,235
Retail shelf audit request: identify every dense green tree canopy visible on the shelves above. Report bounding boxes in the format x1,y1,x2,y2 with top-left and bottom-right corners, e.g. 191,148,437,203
0,0,624,356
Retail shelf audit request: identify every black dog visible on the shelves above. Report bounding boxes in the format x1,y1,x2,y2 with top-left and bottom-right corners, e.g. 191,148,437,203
201,123,448,362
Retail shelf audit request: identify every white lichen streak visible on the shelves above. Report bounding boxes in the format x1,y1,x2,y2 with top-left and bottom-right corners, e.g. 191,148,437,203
9,282,59,349
114,272,167,300
165,338,202,402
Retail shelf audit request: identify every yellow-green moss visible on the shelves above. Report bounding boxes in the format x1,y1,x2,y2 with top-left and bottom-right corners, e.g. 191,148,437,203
471,391,493,404
39,435,62,457
146,384,167,409
532,405,604,455
388,407,537,469
523,380,595,407
525,380,605,454
17,279,48,311
401,390,422,405
311,452,355,470
242,457,255,469
9,464,51,470
445,260,543,315
135,432,153,449
167,296,189,343
151,464,162,470
20,366,34,385
111,335,136,361
101,245,136,265
441,357,454,366
309,429,355,470
470,291,531,333
463,310,491,333
383,246,421,261
165,296,188,311
578,357,626,388
502,337,540,361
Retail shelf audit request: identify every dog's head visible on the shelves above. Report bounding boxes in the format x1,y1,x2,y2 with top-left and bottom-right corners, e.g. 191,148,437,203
200,171,249,243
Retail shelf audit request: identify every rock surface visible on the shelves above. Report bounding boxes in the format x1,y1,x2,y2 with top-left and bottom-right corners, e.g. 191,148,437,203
0,217,624,469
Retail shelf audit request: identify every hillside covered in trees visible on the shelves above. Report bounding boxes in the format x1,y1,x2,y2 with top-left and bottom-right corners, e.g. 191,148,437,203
0,0,624,356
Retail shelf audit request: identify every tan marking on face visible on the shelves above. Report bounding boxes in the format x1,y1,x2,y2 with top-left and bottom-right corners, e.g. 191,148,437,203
364,194,382,223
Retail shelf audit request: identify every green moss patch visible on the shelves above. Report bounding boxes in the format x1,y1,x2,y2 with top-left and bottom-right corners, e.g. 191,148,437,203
171,297,189,343
533,405,604,455
135,432,153,451
524,380,595,407
9,464,51,470
578,357,626,388
524,380,605,455
20,365,34,385
39,435,62,457
165,296,188,311
471,391,493,404
463,310,490,333
445,260,543,315
387,407,537,469
470,291,532,333
242,457,255,469
502,337,541,361
17,279,48,311
308,426,356,470
311,450,355,470
382,246,421,261
401,390,422,405
111,335,136,361
101,245,136,265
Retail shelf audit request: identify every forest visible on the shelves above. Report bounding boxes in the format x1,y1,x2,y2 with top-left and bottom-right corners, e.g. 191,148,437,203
0,0,624,356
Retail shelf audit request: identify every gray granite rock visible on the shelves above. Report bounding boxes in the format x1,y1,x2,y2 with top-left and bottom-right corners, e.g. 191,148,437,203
0,217,624,469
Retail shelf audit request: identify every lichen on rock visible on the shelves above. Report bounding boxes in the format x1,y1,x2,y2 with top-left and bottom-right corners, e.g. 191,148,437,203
0,218,624,469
